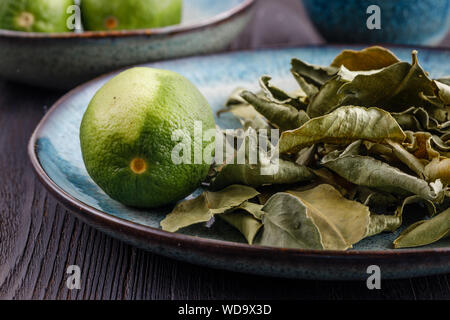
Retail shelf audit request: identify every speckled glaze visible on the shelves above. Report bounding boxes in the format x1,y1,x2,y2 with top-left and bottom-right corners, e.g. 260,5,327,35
0,0,254,89
29,46,450,280
303,0,450,45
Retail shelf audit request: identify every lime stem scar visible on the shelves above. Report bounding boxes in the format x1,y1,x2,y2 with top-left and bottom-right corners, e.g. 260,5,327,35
130,158,147,174
16,12,35,29
105,16,118,29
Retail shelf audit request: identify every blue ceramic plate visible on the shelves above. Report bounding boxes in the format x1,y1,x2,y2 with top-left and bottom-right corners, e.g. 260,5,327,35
29,45,450,280
0,0,254,89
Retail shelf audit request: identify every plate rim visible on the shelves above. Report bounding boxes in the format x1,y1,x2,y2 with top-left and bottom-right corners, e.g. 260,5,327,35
0,0,255,39
28,44,450,261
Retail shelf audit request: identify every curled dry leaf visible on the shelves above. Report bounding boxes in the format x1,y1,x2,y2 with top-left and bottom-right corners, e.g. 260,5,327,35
287,184,370,250
322,155,443,202
290,58,338,87
210,156,315,191
291,71,319,100
424,158,450,185
403,131,441,160
217,88,271,131
386,140,425,178
258,184,401,250
330,46,400,71
279,106,406,154
306,75,348,117
259,76,306,110
256,192,324,249
394,208,450,248
160,185,259,232
219,211,263,245
241,91,309,131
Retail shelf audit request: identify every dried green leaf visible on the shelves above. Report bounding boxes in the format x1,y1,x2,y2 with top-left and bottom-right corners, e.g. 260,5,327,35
259,76,306,110
337,51,436,112
330,46,400,71
219,211,263,245
241,91,309,131
279,106,406,154
210,156,315,191
386,140,425,178
218,88,271,131
394,208,450,248
291,71,319,100
403,131,441,160
160,185,259,232
256,192,324,249
434,80,450,105
424,158,450,185
295,145,317,166
391,107,445,134
288,184,370,249
291,58,338,87
306,75,348,117
364,214,402,237
322,155,443,202
395,195,437,218
258,184,399,250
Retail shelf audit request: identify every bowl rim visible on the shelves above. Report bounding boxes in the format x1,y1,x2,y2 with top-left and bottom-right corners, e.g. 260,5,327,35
28,44,450,262
0,0,255,39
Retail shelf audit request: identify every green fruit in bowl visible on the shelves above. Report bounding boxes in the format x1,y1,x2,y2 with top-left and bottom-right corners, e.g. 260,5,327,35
81,0,182,31
0,0,74,32
80,67,216,208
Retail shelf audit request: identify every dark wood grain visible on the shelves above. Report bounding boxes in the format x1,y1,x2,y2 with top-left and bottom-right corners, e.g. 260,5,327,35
1,0,449,300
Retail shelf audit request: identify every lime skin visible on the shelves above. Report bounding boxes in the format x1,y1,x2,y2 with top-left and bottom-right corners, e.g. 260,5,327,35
81,0,182,31
0,0,74,32
80,67,216,208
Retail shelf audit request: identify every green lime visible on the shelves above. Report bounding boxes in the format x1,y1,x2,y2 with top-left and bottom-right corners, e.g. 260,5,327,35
81,0,182,31
80,67,216,208
0,0,74,32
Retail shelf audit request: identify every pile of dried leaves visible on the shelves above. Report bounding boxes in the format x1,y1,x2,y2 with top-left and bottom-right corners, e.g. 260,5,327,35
161,46,450,250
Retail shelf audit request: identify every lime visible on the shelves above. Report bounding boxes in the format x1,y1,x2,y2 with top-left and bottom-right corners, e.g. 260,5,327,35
80,67,216,208
0,0,74,32
81,0,182,31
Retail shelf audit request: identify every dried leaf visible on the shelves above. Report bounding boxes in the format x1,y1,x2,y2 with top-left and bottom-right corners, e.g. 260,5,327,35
241,91,309,131
403,131,441,160
330,46,400,71
219,211,263,245
322,155,443,202
259,76,306,110
394,208,450,248
365,214,402,237
424,158,450,185
218,88,271,131
386,140,425,178
288,184,370,249
337,51,436,112
210,156,315,191
306,75,348,117
160,185,259,232
291,58,338,87
279,106,406,154
256,192,324,249
291,71,319,100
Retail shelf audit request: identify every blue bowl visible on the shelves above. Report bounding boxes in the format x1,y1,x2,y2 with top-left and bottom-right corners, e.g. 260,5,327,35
302,0,450,45
0,0,254,89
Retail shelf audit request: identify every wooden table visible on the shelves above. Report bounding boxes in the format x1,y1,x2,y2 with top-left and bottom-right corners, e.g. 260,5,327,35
1,0,449,300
